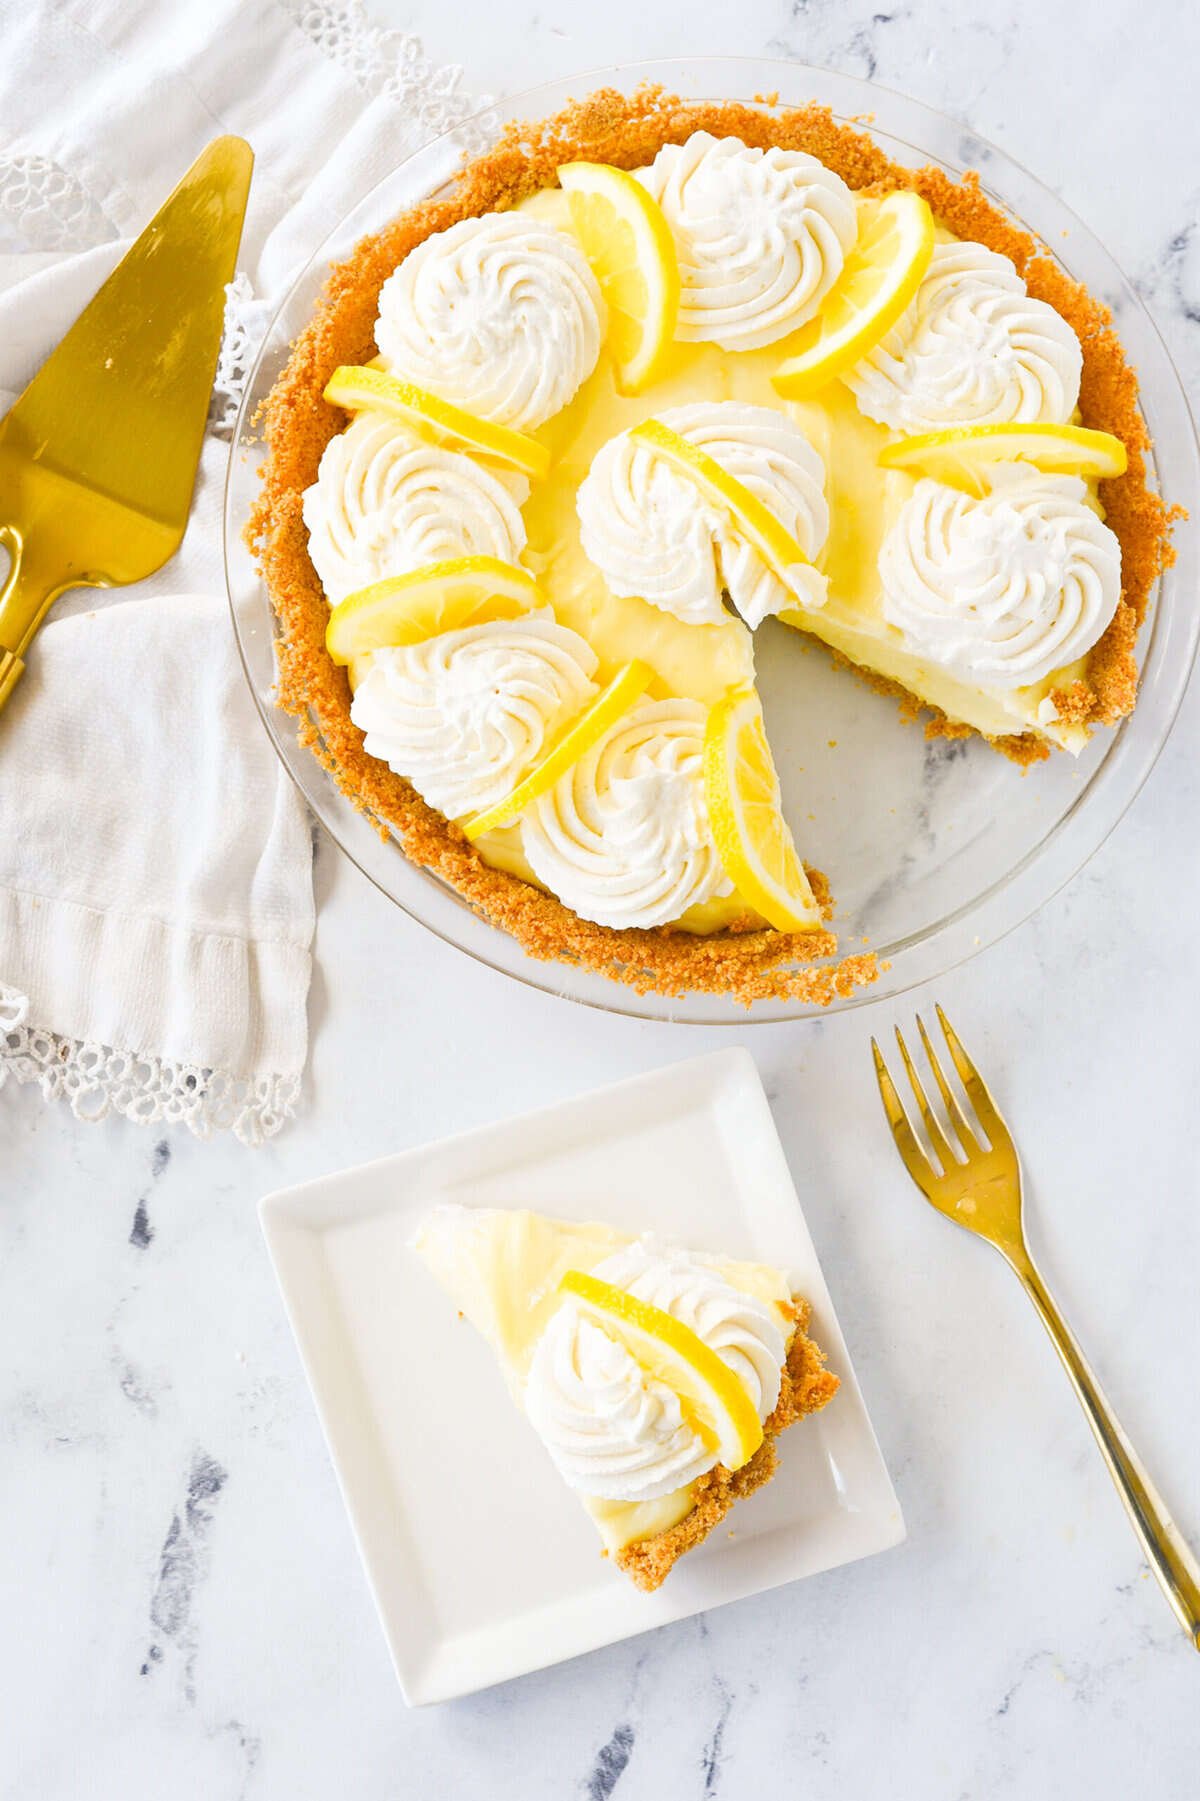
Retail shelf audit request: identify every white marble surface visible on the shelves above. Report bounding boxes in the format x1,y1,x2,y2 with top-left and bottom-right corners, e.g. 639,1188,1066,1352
4,1,1200,1796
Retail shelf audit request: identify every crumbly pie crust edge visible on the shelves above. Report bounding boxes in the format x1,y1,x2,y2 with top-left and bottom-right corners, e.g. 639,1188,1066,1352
249,85,1177,1007
613,1299,840,1592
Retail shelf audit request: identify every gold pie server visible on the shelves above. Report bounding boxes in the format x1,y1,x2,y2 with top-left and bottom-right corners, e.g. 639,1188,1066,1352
874,1005,1200,1649
0,136,253,715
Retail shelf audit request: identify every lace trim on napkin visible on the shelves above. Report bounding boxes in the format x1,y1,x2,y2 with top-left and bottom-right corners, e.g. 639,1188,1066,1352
209,13,489,433
0,986,299,1148
2,12,478,1142
283,0,482,135
211,273,274,434
0,153,120,255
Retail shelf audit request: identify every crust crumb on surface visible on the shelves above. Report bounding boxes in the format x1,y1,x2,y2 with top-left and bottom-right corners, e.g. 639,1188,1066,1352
614,1302,839,1592
249,85,1174,1005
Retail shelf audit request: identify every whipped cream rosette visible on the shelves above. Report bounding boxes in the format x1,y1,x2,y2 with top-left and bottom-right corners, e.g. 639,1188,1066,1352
636,130,857,351
844,240,1083,433
374,212,604,431
350,610,598,819
577,401,829,629
520,697,731,929
525,1240,786,1502
303,414,529,604
878,467,1122,689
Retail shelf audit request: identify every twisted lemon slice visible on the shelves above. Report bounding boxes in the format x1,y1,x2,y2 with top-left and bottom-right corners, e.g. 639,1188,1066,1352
629,418,819,603
560,1270,763,1472
703,689,821,933
325,556,542,666
878,421,1128,494
558,162,680,393
464,659,654,840
323,365,550,480
772,192,935,398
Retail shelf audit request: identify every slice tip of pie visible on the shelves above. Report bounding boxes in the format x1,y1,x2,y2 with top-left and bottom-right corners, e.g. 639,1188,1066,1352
413,1202,839,1591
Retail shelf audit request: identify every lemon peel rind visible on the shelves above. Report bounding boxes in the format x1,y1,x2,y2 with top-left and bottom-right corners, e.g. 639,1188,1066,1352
559,1268,763,1471
703,688,821,934
325,556,543,666
771,192,935,398
463,658,655,841
323,364,551,480
877,421,1129,491
629,418,824,610
558,161,680,394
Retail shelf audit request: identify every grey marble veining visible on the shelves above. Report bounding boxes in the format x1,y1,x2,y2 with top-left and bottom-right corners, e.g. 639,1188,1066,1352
3,2,1200,1797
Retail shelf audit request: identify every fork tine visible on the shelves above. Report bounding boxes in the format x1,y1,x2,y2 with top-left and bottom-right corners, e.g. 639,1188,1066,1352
934,1003,1011,1151
916,1012,981,1152
893,1025,959,1172
871,1037,938,1192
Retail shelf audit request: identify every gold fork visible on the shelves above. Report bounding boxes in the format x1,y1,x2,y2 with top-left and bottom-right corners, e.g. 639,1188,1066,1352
873,1003,1200,1650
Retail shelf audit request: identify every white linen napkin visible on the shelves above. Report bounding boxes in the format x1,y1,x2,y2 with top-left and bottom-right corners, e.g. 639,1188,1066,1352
0,0,482,1142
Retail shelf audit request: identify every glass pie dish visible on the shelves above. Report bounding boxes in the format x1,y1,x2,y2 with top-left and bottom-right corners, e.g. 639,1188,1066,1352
224,56,1200,1023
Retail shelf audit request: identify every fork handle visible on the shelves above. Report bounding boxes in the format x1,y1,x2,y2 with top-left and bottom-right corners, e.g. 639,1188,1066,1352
1014,1254,1200,1648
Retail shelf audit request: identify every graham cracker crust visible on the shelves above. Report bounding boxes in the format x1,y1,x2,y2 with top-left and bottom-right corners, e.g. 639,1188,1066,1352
614,1301,840,1592
248,84,1177,998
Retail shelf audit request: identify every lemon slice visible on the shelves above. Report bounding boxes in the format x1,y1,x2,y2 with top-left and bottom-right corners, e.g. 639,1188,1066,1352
703,688,820,933
629,418,822,605
323,365,550,481
464,659,653,841
558,161,680,393
325,556,543,666
560,1270,763,1471
877,421,1129,494
772,192,935,399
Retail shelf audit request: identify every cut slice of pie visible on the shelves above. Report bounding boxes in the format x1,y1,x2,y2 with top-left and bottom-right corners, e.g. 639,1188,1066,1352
414,1203,838,1591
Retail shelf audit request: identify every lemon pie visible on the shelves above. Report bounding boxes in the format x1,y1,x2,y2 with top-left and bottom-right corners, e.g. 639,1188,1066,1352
252,88,1173,1007
414,1204,838,1589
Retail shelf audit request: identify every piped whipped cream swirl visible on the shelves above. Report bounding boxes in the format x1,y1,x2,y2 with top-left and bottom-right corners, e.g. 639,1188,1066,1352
636,131,857,351
879,467,1122,689
521,697,731,929
374,212,604,430
349,610,598,818
303,414,528,604
577,402,829,629
844,240,1083,432
525,1240,787,1502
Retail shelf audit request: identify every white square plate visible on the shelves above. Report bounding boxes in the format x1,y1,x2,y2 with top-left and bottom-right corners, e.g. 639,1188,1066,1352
260,1049,905,1704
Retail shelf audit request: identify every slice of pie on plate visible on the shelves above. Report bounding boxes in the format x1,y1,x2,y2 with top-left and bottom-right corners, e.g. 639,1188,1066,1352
414,1202,838,1590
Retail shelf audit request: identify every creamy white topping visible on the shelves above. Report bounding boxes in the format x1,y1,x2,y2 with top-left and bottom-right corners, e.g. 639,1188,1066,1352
525,1239,787,1502
302,414,528,604
374,212,603,430
598,1242,785,1414
878,467,1122,689
844,239,1083,432
576,401,829,628
636,131,857,352
349,609,598,818
520,697,730,929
